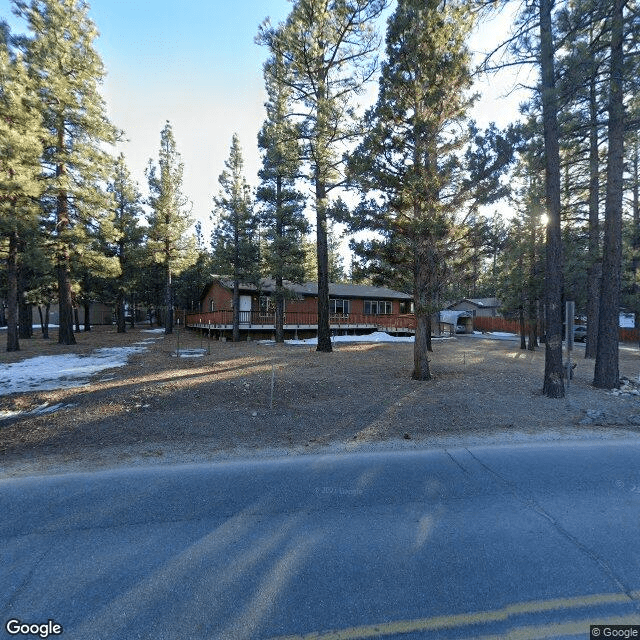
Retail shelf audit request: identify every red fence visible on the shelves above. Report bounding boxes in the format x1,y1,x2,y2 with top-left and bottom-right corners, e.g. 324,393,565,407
473,316,522,334
185,310,417,331
474,316,640,343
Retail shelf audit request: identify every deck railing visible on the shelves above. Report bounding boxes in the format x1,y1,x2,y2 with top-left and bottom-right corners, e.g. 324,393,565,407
185,310,417,331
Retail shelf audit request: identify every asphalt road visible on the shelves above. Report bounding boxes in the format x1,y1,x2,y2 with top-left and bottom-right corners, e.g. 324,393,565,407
2,441,640,640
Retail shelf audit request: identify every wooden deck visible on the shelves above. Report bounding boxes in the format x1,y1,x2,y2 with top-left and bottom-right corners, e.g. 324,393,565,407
185,311,416,334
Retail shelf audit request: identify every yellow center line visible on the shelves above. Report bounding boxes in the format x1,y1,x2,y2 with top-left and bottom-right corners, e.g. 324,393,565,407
269,591,640,640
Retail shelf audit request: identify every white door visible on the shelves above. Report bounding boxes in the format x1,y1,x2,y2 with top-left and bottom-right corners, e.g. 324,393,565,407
239,295,252,326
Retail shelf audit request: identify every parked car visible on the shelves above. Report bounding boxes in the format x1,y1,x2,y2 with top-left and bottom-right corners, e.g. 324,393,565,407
573,325,587,342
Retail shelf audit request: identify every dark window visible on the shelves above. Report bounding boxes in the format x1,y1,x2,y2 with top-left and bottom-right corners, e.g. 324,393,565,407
364,300,393,315
330,298,350,315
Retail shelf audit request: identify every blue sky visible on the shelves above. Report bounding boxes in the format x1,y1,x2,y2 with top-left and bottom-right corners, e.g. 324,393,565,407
0,0,527,245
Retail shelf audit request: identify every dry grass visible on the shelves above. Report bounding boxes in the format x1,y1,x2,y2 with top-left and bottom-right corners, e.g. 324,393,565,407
2,325,640,476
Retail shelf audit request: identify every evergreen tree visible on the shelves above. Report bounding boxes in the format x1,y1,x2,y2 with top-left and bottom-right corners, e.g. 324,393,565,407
258,0,388,352
302,221,345,283
536,0,566,397
211,134,259,342
257,52,309,343
108,154,144,333
348,0,513,380
146,121,197,335
594,0,626,389
14,0,120,345
0,22,43,351
555,0,609,358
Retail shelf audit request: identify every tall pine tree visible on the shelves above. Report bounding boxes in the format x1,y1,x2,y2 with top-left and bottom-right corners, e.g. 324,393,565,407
14,0,119,345
348,0,512,379
0,22,43,351
257,52,309,343
258,0,387,352
211,134,259,343
146,122,197,335
108,154,144,334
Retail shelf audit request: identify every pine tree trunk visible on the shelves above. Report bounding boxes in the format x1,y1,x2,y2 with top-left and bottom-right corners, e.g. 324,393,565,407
83,302,91,331
412,247,431,380
129,297,136,329
585,57,601,359
232,280,240,343
413,309,431,380
165,266,173,335
56,123,76,345
6,231,19,352
316,182,332,353
116,290,126,333
539,0,564,398
630,136,639,342
42,303,50,339
275,277,284,344
594,0,624,389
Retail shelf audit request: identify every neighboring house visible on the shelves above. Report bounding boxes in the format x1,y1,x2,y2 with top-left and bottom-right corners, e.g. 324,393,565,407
30,302,114,326
187,277,415,336
447,297,501,318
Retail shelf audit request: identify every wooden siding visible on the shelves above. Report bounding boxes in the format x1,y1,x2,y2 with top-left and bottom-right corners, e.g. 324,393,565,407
195,281,413,331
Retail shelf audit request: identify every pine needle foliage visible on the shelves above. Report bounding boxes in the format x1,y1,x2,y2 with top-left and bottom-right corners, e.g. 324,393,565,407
146,121,197,335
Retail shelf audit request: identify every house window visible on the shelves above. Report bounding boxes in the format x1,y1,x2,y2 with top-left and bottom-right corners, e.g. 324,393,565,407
209,300,216,312
330,298,350,315
364,300,392,315
399,301,413,314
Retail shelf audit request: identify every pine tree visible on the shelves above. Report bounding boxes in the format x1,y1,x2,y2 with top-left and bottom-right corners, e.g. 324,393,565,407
13,0,120,345
0,22,43,352
211,134,259,342
146,122,197,335
258,0,387,352
257,52,309,343
108,154,144,333
594,0,626,389
348,0,512,380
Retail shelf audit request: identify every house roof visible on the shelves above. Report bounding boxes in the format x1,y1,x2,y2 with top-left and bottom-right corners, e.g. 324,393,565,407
214,277,412,300
448,297,500,309
438,310,473,325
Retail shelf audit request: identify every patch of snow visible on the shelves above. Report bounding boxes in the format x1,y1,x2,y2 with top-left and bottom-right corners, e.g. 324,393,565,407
284,331,415,345
0,343,152,396
0,402,75,422
465,331,519,341
142,328,166,334
172,348,207,358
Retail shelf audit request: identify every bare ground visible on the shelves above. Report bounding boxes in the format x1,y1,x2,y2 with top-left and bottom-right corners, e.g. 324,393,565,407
2,325,640,477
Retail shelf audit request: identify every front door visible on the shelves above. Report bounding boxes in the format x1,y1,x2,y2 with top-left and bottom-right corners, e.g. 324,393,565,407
239,295,252,326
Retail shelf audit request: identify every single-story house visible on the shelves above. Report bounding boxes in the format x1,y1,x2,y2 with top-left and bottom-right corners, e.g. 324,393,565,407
447,297,501,318
29,302,114,326
187,277,415,336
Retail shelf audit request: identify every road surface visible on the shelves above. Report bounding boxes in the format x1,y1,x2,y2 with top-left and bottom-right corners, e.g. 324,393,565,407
2,440,640,639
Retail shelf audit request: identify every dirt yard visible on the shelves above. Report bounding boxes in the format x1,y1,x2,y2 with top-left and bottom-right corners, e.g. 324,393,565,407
2,325,640,477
